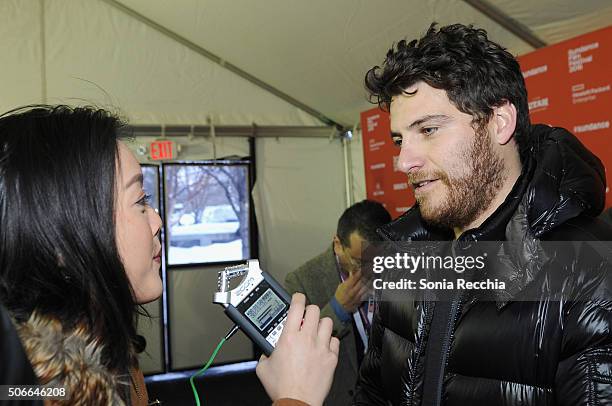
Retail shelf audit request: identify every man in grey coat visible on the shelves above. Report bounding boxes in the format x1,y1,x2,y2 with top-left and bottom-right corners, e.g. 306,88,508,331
284,200,391,406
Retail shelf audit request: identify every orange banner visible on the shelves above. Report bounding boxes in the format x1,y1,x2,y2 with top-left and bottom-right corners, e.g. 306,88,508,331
360,107,414,219
518,25,611,206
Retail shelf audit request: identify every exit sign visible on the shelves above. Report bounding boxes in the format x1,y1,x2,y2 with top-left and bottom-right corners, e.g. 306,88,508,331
150,140,175,160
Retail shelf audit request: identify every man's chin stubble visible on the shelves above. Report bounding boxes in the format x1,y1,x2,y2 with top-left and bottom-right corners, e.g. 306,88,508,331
417,173,505,230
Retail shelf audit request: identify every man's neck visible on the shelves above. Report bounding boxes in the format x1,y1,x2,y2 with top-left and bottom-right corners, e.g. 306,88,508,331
453,164,522,240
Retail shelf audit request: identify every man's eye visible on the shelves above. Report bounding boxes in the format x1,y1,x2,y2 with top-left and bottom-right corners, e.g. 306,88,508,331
392,136,402,146
422,127,438,136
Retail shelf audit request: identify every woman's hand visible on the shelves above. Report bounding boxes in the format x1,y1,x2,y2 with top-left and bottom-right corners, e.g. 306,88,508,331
256,293,340,406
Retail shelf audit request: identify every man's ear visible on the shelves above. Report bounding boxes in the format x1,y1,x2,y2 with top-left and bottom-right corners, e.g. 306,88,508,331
332,235,342,255
492,101,517,145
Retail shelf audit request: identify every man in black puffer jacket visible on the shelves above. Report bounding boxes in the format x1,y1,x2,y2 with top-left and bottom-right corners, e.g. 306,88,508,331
354,23,612,406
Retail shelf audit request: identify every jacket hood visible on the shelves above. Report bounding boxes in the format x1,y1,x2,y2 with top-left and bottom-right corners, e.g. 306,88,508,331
379,124,606,242
525,124,606,237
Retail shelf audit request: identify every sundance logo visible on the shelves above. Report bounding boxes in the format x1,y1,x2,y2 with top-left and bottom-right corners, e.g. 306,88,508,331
568,42,598,73
522,65,548,79
573,121,610,133
528,98,549,111
367,114,380,132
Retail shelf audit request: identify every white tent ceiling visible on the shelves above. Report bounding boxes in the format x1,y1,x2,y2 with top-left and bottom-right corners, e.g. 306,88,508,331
1,0,610,127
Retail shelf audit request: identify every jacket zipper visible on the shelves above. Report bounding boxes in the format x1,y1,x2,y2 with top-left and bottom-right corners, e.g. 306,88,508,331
433,296,461,405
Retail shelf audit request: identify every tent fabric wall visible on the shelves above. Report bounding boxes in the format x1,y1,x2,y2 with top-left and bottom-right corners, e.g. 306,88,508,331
111,0,531,126
0,1,43,110
486,0,612,45
4,0,610,128
254,136,348,283
349,129,368,205
111,0,612,127
1,0,322,126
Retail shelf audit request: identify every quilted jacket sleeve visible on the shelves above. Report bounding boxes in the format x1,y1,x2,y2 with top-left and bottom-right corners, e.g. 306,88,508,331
555,243,612,405
555,301,612,405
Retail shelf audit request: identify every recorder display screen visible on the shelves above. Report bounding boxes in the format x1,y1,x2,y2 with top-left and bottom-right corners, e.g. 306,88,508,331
245,289,286,331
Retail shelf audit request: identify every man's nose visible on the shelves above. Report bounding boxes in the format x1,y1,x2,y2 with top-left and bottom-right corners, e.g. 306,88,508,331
396,140,425,175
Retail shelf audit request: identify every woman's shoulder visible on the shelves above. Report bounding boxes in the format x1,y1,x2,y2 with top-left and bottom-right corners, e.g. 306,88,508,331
15,312,128,405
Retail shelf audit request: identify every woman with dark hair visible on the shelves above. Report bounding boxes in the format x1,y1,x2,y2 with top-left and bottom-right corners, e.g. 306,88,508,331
0,105,162,404
0,105,338,405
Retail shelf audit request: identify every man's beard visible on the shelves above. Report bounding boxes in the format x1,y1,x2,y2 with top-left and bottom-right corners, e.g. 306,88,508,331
415,126,506,230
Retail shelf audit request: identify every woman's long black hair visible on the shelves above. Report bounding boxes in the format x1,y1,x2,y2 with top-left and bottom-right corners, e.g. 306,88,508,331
0,105,138,378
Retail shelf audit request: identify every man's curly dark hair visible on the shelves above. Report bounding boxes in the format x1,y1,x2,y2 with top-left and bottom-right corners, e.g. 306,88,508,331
365,23,531,162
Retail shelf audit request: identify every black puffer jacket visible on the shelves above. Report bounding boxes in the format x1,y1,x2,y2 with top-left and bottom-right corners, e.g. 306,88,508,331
354,125,612,406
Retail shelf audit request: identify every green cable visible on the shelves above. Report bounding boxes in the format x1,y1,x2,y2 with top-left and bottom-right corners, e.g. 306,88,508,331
189,337,227,406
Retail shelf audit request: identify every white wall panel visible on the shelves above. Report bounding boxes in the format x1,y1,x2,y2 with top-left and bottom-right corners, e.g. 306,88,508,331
254,136,347,283
0,0,43,113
